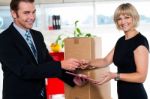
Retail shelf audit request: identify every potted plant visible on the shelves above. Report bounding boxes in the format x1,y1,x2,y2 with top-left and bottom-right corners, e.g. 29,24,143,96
74,20,94,37
50,20,95,52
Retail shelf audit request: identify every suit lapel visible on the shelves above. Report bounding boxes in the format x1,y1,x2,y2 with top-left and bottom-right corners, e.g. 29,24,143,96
9,24,37,63
30,30,44,64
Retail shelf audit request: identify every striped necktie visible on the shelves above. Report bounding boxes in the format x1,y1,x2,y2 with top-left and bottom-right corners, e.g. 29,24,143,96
25,31,38,62
25,31,44,96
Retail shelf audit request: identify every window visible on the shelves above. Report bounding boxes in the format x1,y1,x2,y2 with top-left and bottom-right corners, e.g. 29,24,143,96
95,1,150,26
0,6,12,30
37,3,94,30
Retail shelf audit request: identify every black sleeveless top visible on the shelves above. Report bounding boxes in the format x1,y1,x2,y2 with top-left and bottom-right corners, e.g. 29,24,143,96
113,33,149,99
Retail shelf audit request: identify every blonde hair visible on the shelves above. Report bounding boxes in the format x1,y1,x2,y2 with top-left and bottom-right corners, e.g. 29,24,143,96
113,3,140,30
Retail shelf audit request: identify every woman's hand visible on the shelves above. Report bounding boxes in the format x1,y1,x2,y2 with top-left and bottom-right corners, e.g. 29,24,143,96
78,59,96,69
94,72,116,85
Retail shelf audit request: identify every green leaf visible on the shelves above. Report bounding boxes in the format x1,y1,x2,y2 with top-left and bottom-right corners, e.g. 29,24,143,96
75,20,79,27
61,40,64,48
76,28,82,35
85,33,92,37
55,34,62,43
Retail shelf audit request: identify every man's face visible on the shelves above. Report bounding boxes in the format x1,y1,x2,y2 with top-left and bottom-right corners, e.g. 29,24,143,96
11,1,36,30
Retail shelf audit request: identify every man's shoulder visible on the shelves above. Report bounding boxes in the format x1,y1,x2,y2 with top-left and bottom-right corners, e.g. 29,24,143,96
0,29,10,44
30,28,41,33
0,23,14,36
30,29,43,37
0,28,10,38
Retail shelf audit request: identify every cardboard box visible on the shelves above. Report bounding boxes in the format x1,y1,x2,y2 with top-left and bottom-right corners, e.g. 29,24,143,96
64,37,111,99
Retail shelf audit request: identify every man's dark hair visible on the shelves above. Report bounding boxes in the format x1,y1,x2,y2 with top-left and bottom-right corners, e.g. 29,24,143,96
10,0,34,11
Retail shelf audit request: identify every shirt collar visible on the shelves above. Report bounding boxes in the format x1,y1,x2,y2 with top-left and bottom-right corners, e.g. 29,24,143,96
13,23,30,36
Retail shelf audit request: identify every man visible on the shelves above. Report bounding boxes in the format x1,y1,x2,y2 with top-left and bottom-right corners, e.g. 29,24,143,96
0,0,85,99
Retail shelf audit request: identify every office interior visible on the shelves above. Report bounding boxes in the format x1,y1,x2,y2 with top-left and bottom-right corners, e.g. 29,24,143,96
0,0,150,99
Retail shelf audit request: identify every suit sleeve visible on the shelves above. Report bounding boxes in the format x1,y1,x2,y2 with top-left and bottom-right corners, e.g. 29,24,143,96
60,70,75,87
36,32,75,86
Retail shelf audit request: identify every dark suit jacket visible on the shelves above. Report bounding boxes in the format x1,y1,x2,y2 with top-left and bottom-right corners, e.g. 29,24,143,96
0,23,75,99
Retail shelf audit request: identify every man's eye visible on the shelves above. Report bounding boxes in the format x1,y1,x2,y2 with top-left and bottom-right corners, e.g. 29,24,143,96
24,12,30,14
33,11,36,14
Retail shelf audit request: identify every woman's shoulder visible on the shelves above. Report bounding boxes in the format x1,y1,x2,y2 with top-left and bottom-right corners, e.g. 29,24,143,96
135,33,149,45
137,33,148,41
134,33,149,51
116,35,125,44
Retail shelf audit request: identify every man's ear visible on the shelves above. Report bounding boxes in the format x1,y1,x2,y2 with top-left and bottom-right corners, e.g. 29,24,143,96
11,10,17,19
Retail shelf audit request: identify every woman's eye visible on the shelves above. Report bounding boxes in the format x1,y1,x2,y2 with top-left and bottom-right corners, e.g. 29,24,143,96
124,15,131,19
125,16,130,19
117,18,121,21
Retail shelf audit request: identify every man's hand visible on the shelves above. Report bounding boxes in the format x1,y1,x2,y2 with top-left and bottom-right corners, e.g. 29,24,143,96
61,58,80,71
73,75,88,86
66,71,98,86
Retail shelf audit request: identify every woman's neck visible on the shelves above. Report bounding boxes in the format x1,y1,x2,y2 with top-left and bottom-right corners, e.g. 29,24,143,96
125,29,139,40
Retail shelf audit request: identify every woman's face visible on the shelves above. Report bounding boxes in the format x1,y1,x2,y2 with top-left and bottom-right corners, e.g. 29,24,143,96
117,14,134,32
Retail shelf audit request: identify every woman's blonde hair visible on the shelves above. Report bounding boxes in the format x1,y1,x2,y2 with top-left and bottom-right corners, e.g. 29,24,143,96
113,3,140,30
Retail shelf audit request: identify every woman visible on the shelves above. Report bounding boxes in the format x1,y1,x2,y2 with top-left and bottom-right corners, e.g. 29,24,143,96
86,3,149,99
